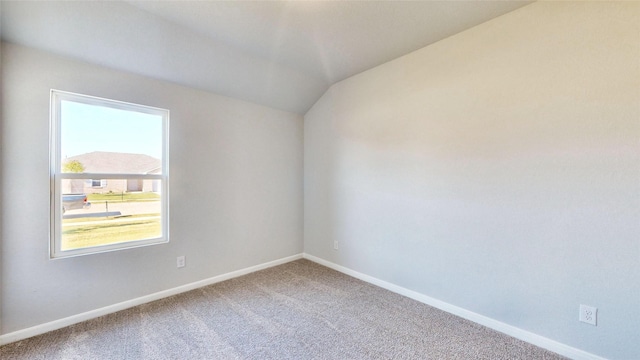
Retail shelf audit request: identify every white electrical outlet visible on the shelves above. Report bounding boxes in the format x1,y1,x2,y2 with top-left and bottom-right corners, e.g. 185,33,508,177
333,241,339,250
579,304,597,326
177,256,186,268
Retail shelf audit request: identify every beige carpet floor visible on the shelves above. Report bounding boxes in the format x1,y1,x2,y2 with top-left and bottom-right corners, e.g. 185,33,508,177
1,259,566,359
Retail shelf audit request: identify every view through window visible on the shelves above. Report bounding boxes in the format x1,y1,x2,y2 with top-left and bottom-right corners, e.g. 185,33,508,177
50,90,169,258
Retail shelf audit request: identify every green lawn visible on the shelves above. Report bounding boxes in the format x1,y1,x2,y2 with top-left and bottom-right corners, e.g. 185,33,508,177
87,192,160,202
62,216,161,250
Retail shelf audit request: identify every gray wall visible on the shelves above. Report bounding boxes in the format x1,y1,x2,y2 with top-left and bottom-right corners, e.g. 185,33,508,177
0,42,303,334
304,2,639,359
0,39,4,334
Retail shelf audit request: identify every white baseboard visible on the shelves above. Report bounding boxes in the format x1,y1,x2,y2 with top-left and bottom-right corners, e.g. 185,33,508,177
302,253,606,360
0,253,303,346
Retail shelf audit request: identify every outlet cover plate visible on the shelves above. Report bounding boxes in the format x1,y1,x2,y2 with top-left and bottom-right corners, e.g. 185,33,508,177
579,304,597,326
177,256,186,268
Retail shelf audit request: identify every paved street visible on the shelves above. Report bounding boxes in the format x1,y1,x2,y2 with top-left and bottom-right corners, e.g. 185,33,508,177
64,200,161,219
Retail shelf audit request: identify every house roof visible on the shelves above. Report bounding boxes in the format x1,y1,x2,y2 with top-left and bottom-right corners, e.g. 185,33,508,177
66,151,161,175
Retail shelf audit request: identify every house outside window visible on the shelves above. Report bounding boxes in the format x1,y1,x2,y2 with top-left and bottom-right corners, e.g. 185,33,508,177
50,90,169,258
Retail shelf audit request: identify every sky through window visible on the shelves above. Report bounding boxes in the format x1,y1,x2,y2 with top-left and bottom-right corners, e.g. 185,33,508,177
60,100,163,160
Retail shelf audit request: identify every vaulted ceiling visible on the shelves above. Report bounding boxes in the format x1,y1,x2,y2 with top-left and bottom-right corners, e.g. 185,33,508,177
0,1,531,114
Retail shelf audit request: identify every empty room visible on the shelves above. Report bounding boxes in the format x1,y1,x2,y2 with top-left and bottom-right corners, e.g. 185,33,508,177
0,1,638,359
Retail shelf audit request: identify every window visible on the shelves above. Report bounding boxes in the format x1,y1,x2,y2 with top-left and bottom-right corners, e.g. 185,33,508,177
50,90,169,258
91,179,106,188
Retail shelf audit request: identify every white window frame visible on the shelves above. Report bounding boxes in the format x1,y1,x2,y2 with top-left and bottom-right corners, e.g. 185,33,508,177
50,90,169,258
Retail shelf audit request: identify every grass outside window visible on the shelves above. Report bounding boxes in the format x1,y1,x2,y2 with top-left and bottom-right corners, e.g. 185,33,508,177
62,213,161,250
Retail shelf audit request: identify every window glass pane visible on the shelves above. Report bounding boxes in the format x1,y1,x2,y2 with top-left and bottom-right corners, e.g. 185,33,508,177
52,90,168,258
60,100,163,174
60,179,162,251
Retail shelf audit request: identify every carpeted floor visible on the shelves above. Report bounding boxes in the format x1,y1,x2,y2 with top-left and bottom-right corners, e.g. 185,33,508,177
1,259,566,359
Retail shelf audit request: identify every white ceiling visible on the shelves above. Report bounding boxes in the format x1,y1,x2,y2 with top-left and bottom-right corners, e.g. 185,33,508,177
0,1,531,114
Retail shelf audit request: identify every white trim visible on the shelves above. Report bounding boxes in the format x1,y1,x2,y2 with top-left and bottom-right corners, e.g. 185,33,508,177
63,173,164,180
0,253,303,346
302,253,607,360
